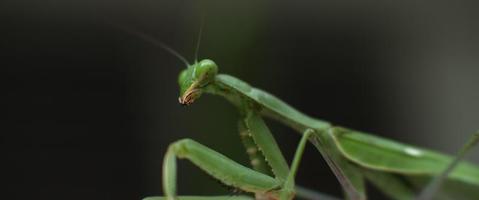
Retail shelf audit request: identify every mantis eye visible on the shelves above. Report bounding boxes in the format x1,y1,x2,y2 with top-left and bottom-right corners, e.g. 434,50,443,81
194,59,218,85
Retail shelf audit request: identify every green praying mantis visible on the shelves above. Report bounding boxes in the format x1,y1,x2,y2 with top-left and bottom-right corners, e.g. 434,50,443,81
123,27,479,200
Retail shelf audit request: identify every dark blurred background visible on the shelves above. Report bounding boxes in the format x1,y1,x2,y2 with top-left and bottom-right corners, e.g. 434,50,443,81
3,0,479,199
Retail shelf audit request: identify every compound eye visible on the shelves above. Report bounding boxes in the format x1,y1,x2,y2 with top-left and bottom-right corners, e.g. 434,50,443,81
195,59,218,82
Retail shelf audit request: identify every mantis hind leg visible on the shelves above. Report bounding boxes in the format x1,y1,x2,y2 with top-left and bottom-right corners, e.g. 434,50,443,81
162,138,280,200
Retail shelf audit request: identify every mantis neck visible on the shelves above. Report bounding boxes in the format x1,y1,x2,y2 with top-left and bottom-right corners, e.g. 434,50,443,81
205,74,332,133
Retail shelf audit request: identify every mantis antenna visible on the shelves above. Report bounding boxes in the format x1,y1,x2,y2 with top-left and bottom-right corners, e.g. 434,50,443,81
115,24,191,67
194,14,205,64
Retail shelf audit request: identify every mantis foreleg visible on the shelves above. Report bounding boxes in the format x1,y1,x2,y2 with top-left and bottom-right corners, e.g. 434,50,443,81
243,111,290,182
243,111,317,200
161,113,339,200
238,119,272,175
162,138,280,200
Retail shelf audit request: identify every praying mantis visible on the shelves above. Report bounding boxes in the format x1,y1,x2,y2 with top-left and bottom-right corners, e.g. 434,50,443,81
125,28,479,200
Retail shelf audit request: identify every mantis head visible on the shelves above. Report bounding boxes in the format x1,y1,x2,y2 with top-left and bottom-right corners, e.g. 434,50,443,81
178,59,218,106
117,23,215,105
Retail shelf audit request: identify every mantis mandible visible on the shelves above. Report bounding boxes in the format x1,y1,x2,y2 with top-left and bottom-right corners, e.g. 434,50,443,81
124,28,479,200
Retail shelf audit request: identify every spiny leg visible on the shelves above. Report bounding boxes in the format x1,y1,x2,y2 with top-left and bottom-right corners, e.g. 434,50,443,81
243,112,367,200
162,138,280,200
243,111,290,182
238,119,272,175
243,112,318,199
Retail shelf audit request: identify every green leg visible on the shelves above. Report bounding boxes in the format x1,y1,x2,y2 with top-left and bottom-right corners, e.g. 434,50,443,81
243,111,290,182
279,129,313,200
242,113,341,200
238,119,272,175
161,138,280,200
418,131,479,200
311,127,366,200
